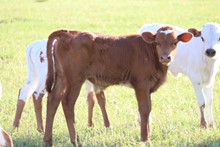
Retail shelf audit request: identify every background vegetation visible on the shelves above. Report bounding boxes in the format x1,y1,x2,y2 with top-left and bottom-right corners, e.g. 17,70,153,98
0,0,220,146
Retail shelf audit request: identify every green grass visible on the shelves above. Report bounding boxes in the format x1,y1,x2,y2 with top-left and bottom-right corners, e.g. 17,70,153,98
0,0,220,146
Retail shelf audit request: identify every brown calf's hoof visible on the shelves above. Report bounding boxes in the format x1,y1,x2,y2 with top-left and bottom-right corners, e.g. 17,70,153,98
145,140,151,146
87,122,94,127
37,127,44,133
45,142,53,147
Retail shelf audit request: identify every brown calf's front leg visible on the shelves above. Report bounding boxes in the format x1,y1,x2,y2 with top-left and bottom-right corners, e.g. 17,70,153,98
96,91,111,128
33,93,45,133
135,88,151,143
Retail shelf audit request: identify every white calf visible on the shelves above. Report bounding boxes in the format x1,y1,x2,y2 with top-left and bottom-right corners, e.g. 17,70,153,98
13,40,48,132
13,40,96,132
139,23,220,128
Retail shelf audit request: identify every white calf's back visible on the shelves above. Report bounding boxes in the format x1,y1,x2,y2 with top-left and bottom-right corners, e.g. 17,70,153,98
139,23,187,35
18,40,48,101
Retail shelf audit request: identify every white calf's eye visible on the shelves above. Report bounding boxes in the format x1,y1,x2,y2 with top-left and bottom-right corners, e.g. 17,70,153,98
201,37,204,42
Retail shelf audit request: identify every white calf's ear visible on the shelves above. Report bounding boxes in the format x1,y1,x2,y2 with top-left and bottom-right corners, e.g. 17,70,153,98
188,28,201,37
141,32,156,43
177,32,193,43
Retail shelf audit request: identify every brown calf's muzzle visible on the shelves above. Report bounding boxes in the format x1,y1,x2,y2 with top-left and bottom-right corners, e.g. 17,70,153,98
160,55,172,65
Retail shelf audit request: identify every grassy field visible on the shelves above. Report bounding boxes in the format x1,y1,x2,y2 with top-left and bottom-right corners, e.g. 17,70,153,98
0,0,220,146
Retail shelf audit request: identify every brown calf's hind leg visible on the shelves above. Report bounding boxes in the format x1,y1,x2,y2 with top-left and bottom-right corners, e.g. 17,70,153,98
96,91,111,128
44,78,63,147
62,85,82,147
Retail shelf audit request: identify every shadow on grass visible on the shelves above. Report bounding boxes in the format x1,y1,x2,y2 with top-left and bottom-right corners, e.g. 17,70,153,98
13,136,44,147
196,139,220,147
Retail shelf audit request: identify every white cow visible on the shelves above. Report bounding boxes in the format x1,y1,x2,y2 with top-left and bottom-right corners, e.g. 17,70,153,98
13,40,48,132
13,40,100,132
139,23,220,128
0,83,13,147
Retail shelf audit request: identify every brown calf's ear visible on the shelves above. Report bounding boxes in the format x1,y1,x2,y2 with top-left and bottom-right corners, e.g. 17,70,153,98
188,28,201,37
177,32,193,43
141,32,156,43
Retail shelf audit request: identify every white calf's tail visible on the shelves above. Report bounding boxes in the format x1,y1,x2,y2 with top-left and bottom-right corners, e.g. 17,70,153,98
18,43,38,101
26,43,35,85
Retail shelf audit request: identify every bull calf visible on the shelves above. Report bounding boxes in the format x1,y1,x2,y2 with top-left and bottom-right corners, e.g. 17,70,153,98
45,27,192,146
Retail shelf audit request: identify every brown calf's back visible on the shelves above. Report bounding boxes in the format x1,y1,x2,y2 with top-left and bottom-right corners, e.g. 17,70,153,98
46,30,167,93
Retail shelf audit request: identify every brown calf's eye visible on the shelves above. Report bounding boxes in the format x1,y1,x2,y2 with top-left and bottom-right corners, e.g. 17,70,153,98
172,40,178,46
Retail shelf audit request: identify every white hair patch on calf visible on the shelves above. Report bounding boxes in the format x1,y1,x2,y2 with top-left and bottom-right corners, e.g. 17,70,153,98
160,29,174,35
51,39,58,91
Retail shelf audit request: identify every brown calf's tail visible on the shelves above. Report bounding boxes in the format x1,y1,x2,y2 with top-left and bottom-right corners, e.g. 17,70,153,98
46,30,68,92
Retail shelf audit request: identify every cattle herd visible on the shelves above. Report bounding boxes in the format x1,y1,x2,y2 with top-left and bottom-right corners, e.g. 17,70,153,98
0,22,220,146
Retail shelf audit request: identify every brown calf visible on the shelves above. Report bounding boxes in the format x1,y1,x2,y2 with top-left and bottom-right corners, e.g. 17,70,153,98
45,27,192,146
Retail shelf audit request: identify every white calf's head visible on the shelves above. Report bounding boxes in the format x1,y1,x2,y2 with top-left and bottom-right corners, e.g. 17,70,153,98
189,23,220,59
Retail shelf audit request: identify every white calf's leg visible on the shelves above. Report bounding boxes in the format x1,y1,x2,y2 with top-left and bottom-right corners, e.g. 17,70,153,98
13,45,38,128
32,46,47,132
85,80,96,127
13,74,38,128
33,80,47,132
204,84,214,127
192,82,207,128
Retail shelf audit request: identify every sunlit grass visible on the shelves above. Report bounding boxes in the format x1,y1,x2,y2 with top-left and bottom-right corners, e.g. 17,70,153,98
0,0,220,146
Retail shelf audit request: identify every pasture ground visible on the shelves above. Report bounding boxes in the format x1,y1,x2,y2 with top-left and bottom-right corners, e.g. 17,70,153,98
0,0,220,146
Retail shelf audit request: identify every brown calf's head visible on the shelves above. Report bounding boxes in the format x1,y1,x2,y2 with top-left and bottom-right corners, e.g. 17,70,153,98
142,26,193,65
